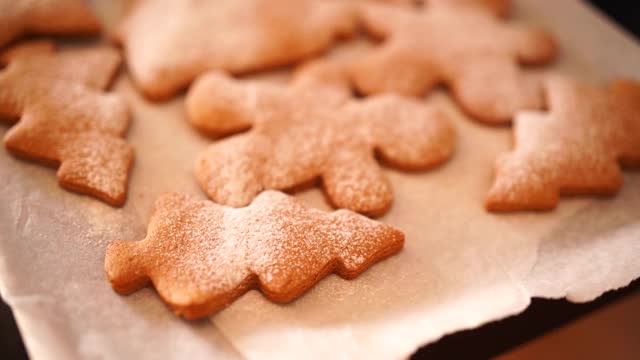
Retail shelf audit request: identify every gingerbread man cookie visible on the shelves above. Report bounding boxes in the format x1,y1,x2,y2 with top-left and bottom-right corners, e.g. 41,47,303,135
186,60,455,217
350,0,557,124
105,191,404,319
114,0,357,100
0,41,133,206
0,0,101,48
486,75,640,212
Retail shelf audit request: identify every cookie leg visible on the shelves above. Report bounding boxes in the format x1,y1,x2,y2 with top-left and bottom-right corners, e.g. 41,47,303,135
57,133,134,206
322,148,392,217
446,55,543,124
195,135,269,207
186,72,259,137
350,46,440,97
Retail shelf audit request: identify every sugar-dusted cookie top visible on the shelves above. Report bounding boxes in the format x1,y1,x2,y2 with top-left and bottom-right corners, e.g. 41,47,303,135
186,60,455,217
424,0,511,17
114,0,357,100
0,41,133,206
486,75,640,212
350,0,557,124
0,0,101,48
105,191,404,319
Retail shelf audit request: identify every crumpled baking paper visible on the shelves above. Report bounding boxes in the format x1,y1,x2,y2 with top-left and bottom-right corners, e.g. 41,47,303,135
1,0,639,359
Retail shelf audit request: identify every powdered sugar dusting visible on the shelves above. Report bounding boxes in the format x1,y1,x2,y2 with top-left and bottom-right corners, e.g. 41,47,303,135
105,191,404,319
0,45,132,206
487,75,640,210
190,69,455,217
351,2,556,124
117,0,357,99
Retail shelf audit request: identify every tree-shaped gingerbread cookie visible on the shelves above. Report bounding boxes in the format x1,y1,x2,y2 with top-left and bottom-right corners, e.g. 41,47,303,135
114,0,357,100
350,0,557,124
186,61,455,217
0,42,133,206
486,75,640,211
105,191,404,319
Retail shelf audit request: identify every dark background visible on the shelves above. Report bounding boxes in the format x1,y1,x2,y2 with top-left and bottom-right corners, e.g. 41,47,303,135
2,1,639,359
589,0,640,36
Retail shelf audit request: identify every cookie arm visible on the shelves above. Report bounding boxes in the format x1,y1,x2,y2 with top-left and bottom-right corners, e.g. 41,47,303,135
507,25,557,66
186,72,284,137
446,55,543,124
312,0,358,39
291,59,352,96
350,44,441,97
357,3,406,39
359,94,455,170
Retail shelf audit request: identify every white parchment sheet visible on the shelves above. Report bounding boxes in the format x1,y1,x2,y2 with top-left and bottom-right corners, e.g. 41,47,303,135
1,0,639,359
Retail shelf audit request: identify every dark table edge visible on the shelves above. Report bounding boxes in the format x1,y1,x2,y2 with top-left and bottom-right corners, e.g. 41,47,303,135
412,278,640,359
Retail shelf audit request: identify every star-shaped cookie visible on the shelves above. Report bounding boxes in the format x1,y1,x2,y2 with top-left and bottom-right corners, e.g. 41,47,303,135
105,191,404,319
114,0,357,100
486,75,640,211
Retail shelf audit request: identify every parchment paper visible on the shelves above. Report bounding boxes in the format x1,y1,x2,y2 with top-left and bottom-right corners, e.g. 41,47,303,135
1,0,639,359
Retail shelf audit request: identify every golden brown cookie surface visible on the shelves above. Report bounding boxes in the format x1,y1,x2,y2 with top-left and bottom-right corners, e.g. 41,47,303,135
486,75,640,211
0,0,101,48
114,0,357,100
105,191,404,319
187,60,455,217
0,42,133,206
351,1,557,124
424,0,511,17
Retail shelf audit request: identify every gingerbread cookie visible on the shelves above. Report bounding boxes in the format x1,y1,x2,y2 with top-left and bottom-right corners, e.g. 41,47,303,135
0,39,55,65
113,0,357,100
372,0,418,6
105,191,404,319
486,75,640,212
350,1,557,124
0,42,133,206
186,62,455,217
0,0,101,48
424,0,510,17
